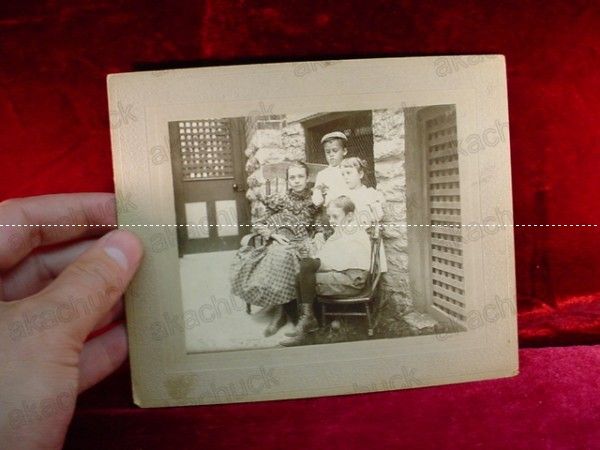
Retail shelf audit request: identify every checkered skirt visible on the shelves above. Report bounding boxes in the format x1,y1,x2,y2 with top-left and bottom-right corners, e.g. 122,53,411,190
230,212,310,307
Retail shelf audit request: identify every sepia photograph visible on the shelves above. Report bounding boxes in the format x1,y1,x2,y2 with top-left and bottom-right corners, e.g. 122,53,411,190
168,106,465,352
108,56,517,407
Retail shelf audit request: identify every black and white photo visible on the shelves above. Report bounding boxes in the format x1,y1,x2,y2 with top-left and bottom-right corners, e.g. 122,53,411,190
108,56,517,407
168,106,465,352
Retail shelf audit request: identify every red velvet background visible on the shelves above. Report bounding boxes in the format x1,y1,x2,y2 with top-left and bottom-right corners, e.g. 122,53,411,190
1,0,599,448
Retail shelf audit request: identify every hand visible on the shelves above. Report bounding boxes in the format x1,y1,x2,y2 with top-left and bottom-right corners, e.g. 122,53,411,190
0,193,143,450
311,189,324,207
271,233,290,245
312,232,326,250
297,244,309,258
257,227,272,240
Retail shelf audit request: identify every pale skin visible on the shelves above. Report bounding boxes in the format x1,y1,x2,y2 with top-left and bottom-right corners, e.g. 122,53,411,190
0,193,144,449
341,164,363,190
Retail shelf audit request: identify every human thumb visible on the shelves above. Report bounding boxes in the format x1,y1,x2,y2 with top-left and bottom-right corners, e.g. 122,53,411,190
30,229,143,342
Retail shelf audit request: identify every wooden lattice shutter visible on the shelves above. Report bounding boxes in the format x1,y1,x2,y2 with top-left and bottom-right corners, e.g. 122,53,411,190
425,108,466,324
177,119,234,180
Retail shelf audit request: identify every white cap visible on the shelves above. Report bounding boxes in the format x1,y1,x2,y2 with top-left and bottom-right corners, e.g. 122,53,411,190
320,131,348,144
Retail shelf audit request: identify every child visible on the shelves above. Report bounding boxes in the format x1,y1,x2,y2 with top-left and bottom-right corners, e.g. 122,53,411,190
339,157,385,226
231,161,319,337
280,195,371,346
311,131,349,208
339,156,388,273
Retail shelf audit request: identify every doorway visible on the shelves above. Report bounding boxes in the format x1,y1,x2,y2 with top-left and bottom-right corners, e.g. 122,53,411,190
169,118,250,256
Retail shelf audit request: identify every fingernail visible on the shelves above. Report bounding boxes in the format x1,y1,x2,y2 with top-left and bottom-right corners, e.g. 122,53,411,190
100,230,132,270
105,246,129,270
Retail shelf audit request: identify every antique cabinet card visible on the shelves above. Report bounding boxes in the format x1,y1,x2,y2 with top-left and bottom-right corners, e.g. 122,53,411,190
107,55,517,407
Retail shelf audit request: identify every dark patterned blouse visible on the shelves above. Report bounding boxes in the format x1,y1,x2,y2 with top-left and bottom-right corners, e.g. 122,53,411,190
254,186,321,240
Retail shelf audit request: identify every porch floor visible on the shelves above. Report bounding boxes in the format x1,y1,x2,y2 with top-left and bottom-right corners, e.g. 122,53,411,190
180,251,452,353
180,251,296,353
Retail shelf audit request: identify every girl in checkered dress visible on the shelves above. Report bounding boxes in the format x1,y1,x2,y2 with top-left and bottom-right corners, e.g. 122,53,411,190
231,161,321,337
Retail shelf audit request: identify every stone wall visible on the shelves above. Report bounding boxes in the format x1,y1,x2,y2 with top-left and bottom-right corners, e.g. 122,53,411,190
372,109,411,311
244,116,306,221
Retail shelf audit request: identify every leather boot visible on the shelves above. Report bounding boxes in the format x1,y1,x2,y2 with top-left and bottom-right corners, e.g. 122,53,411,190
264,305,287,337
279,304,318,346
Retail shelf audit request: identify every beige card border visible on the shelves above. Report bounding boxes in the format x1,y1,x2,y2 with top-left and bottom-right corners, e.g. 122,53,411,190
107,55,517,408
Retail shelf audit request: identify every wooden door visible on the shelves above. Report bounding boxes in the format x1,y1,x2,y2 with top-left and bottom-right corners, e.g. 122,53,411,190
170,118,250,256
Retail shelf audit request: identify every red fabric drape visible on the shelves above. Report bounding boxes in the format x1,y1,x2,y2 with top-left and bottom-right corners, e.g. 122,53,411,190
1,1,598,448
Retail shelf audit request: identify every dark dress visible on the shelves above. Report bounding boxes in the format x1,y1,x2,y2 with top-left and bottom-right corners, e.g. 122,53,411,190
230,187,320,307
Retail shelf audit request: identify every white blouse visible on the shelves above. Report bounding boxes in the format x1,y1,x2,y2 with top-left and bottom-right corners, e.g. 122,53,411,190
312,166,348,207
317,224,372,272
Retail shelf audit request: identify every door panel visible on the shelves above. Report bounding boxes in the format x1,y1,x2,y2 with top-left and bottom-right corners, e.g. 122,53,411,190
170,118,250,256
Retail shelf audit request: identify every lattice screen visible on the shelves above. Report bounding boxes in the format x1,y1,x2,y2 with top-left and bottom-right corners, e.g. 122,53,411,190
178,120,233,180
426,108,466,323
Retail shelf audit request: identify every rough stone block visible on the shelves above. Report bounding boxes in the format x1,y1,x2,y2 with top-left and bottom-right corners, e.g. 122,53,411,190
374,158,405,179
372,108,405,142
373,139,405,161
255,147,285,165
377,178,406,202
249,129,282,150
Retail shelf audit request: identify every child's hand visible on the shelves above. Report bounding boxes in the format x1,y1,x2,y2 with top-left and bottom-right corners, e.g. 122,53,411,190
257,226,272,240
311,189,324,207
314,232,326,246
309,232,326,257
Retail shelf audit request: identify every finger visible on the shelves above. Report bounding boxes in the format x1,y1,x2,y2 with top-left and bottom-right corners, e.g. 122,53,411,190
1,239,95,301
29,229,143,341
90,299,124,335
78,323,128,393
0,193,119,270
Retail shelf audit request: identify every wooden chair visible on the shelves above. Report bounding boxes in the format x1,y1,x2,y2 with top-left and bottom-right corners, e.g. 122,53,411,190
316,225,383,336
